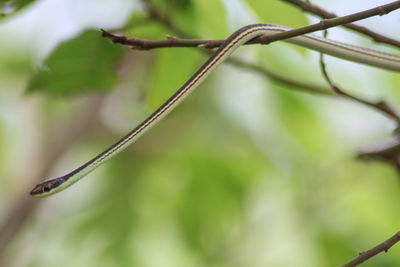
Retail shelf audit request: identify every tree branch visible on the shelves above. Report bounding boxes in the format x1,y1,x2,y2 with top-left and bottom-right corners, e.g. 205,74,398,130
358,139,400,173
319,44,400,124
341,232,400,267
101,29,333,96
121,1,400,49
259,1,400,44
103,1,400,99
282,0,400,49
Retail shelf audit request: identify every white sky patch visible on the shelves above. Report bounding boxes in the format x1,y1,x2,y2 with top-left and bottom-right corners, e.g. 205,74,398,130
0,0,135,61
221,0,257,28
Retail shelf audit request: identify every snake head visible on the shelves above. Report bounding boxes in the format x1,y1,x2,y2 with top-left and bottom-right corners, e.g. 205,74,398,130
30,178,65,197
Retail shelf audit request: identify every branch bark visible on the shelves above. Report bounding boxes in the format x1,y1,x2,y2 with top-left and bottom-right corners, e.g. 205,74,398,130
117,1,400,49
319,45,400,124
358,139,400,173
101,31,333,96
342,232,400,267
282,0,400,49
103,0,400,123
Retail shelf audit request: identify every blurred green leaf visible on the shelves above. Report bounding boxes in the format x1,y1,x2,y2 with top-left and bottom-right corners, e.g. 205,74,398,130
316,227,356,267
0,0,35,18
147,0,227,38
27,29,125,96
245,0,309,55
271,87,331,156
147,0,197,35
124,19,168,40
147,48,201,109
193,0,228,38
244,0,308,27
175,151,258,260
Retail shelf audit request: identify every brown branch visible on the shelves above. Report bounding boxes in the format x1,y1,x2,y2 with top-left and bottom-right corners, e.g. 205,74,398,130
113,0,400,97
258,1,400,45
359,141,400,161
0,95,105,264
101,29,227,50
319,50,400,124
102,29,333,96
136,0,335,96
341,232,400,267
358,139,400,172
103,0,400,50
282,0,400,49
102,1,400,97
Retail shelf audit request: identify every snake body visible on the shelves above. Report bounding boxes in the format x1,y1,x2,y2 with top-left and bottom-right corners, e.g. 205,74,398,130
30,23,400,197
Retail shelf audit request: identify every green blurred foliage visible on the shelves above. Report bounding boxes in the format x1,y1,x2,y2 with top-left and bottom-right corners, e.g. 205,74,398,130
245,0,309,55
1,0,400,266
245,0,308,27
148,48,201,109
27,30,125,96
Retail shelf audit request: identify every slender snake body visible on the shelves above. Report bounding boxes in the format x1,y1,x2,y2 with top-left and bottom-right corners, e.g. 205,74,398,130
31,23,400,197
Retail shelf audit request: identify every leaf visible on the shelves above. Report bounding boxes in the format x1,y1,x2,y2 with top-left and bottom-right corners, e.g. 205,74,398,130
175,152,258,257
0,0,35,18
244,0,308,27
147,47,201,109
271,85,331,156
193,0,228,38
146,0,197,36
27,29,125,96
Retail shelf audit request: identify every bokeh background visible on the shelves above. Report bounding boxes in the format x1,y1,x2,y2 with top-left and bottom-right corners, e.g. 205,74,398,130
0,0,400,266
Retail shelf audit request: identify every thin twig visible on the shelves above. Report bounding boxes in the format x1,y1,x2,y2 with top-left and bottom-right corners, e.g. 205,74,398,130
282,0,400,49
259,1,400,44
103,0,400,50
319,50,400,124
341,232,400,267
358,139,400,173
101,29,227,50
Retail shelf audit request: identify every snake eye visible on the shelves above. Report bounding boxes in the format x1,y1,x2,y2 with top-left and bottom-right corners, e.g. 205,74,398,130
43,184,51,192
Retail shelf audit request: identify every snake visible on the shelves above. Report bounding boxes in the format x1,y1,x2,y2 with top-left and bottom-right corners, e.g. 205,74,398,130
30,23,400,197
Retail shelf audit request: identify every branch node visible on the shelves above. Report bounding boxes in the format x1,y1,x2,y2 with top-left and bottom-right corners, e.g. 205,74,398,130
379,6,388,16
166,35,176,41
202,41,217,49
319,19,327,28
259,35,271,45
383,241,390,252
